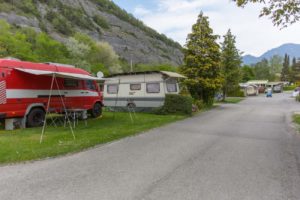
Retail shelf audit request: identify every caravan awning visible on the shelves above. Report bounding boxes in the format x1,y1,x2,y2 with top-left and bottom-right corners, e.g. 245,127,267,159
14,68,107,81
160,71,186,78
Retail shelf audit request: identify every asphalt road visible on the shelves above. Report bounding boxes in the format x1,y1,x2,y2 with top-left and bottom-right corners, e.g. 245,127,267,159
1,92,300,200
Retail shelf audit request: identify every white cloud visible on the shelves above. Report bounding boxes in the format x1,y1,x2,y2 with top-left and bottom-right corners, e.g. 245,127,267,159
133,0,300,56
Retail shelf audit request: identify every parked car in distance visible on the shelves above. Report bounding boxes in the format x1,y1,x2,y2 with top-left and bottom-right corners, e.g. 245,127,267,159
273,84,283,93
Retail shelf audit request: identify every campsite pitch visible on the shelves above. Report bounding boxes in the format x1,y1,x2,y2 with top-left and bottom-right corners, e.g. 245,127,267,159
0,112,185,165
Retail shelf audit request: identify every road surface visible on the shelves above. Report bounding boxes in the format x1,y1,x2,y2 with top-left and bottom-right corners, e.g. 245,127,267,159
1,92,300,200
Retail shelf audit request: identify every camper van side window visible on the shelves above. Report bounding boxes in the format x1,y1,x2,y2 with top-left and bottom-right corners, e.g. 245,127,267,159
86,80,96,90
64,79,78,87
130,84,141,91
146,83,160,93
107,84,118,94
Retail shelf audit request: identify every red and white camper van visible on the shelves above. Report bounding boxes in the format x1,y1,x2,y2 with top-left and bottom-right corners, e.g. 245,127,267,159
0,58,103,127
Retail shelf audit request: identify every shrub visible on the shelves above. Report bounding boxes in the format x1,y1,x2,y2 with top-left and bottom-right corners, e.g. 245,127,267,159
227,89,245,97
156,94,193,115
194,99,204,110
93,15,110,29
284,85,296,91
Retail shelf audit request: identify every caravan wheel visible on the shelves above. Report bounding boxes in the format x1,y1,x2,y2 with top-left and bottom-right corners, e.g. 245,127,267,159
27,108,45,127
90,102,102,118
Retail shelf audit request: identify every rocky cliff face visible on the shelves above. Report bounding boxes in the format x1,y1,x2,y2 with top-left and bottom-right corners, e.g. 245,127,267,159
0,0,184,66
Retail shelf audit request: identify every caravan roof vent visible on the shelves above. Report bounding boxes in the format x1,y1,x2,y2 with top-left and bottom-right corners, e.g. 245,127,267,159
44,62,75,68
4,57,20,61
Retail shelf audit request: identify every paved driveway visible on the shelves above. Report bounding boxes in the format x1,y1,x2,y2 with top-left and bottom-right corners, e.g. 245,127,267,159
1,92,300,200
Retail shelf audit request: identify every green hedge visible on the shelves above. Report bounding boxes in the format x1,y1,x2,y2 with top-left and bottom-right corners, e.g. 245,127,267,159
227,89,245,97
284,85,297,91
156,94,193,115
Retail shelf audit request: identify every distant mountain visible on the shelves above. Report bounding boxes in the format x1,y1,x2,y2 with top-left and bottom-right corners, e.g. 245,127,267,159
243,43,300,65
0,0,183,66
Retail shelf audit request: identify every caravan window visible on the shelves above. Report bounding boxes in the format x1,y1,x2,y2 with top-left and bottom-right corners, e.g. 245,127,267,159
146,83,160,93
64,79,79,88
130,84,141,91
166,81,177,92
107,84,118,94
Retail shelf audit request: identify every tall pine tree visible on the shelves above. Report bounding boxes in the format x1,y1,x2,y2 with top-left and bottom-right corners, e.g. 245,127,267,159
280,54,290,81
291,57,300,83
181,12,222,105
220,29,242,100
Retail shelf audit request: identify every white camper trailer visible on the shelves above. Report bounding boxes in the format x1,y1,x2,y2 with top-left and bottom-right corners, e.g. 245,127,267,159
103,71,186,110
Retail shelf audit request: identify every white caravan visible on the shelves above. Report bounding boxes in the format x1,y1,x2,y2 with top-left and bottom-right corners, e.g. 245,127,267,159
103,71,186,110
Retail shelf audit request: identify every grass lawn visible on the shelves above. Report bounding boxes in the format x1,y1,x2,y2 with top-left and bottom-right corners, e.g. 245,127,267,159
0,112,186,165
221,97,245,104
293,114,300,126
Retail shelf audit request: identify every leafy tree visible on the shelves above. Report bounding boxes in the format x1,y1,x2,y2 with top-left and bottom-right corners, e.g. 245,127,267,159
269,55,283,74
254,59,271,80
33,33,69,63
281,54,290,81
241,65,255,82
220,29,242,100
233,0,300,28
291,57,300,83
181,12,222,105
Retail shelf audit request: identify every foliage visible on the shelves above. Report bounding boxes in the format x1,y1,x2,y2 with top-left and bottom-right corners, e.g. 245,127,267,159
93,15,110,29
0,111,185,164
281,54,290,81
220,29,242,100
227,89,245,97
46,11,74,35
283,85,296,91
241,65,255,82
233,0,300,28
0,19,123,75
181,12,223,106
155,94,193,115
221,97,244,103
269,55,283,74
0,20,68,62
293,114,300,125
291,57,300,83
254,59,272,80
0,0,39,17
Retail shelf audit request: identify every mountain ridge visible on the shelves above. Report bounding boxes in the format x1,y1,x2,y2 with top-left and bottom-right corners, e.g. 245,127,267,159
0,0,183,66
243,43,300,65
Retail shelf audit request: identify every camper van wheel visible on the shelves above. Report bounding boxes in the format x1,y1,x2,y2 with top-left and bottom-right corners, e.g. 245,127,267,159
27,108,45,127
91,102,102,118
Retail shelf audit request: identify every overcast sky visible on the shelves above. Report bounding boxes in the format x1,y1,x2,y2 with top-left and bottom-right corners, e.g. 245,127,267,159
112,0,300,57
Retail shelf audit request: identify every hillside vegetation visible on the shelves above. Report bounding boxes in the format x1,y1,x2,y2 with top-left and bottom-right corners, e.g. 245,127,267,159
0,0,183,71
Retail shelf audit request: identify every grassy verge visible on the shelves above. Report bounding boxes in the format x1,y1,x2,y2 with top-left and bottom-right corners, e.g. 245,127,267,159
293,114,300,125
0,112,186,165
221,97,245,104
